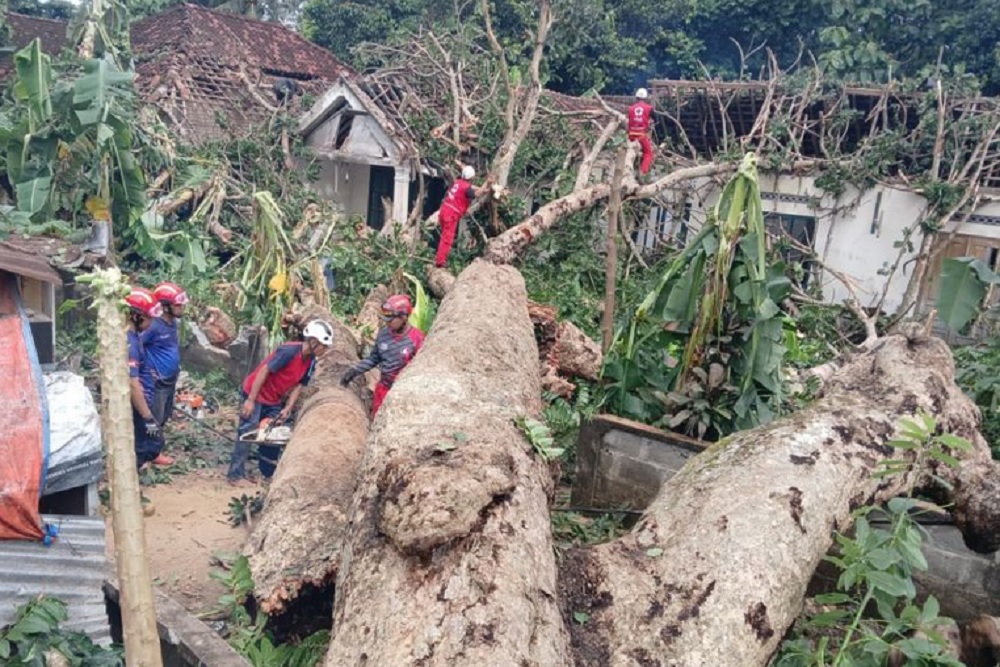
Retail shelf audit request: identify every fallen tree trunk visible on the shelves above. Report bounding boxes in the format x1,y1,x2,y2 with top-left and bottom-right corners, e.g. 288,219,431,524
325,260,571,666
244,316,368,617
431,267,601,394
560,333,1000,667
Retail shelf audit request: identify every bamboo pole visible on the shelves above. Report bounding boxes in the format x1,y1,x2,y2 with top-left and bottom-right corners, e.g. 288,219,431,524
601,148,627,353
86,267,163,667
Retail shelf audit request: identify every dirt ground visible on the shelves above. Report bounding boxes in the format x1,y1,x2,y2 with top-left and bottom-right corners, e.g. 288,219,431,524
105,469,254,613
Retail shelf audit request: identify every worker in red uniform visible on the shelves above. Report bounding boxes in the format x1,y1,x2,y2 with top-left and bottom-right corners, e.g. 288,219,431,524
227,319,335,486
627,88,655,175
340,295,424,416
434,165,490,268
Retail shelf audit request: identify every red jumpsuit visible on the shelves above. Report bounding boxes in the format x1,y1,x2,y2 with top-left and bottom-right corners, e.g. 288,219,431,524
436,178,474,267
627,100,655,175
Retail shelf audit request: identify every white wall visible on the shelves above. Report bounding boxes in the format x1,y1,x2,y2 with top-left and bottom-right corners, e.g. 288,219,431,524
311,158,371,219
643,174,1000,314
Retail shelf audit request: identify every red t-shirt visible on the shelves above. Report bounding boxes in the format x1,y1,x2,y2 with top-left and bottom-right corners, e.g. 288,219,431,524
628,101,653,134
242,343,316,405
441,178,475,217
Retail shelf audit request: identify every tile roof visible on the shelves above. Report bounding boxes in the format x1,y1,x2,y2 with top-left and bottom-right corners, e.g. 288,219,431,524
3,5,351,143
1,13,70,79
131,3,352,142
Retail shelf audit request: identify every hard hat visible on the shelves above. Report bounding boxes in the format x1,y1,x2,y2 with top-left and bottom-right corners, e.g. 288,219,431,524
302,320,335,346
461,165,476,180
125,287,163,318
636,88,649,99
153,281,189,306
381,294,413,318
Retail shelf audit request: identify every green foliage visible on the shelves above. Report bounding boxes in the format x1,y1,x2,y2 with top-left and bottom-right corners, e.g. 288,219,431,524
0,596,124,666
516,415,565,461
603,154,791,437
935,256,1000,333
210,554,328,667
404,272,435,333
950,342,1000,460
227,492,266,526
542,384,597,465
772,500,962,667
874,412,973,482
550,510,627,548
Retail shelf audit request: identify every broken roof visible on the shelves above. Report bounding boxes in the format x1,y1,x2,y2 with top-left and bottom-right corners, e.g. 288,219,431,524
130,3,352,142
1,13,69,80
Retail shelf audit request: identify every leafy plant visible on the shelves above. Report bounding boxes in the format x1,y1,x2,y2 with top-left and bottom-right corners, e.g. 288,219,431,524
874,412,973,483
550,510,628,548
604,154,791,434
952,341,1000,459
0,596,124,666
935,256,1000,332
772,500,962,667
228,492,266,527
404,272,435,333
516,415,565,461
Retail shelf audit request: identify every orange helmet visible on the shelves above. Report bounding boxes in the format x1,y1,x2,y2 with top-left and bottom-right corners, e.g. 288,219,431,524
381,294,413,318
125,288,163,318
153,281,189,306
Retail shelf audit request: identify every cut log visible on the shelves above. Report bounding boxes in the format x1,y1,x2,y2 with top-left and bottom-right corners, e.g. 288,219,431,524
243,316,368,616
560,334,1000,667
324,260,571,666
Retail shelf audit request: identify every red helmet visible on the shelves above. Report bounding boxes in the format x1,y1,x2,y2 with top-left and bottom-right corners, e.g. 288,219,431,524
381,294,413,318
153,281,189,306
125,288,163,318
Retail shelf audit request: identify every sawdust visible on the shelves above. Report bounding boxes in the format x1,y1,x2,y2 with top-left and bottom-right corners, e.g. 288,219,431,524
105,469,253,614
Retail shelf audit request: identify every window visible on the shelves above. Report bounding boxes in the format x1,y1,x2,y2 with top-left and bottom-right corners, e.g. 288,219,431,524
764,212,816,288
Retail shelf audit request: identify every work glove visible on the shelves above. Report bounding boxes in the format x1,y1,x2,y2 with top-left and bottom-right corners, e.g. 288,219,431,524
144,419,161,437
340,368,359,387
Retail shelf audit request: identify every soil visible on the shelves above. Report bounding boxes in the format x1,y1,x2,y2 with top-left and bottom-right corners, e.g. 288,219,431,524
105,463,257,615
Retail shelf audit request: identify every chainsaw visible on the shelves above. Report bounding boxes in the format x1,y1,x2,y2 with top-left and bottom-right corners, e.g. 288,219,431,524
238,417,293,446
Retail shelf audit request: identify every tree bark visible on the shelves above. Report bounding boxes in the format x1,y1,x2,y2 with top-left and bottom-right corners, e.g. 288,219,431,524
486,162,734,264
324,260,571,667
601,148,626,353
244,317,368,615
560,333,1000,667
92,268,163,667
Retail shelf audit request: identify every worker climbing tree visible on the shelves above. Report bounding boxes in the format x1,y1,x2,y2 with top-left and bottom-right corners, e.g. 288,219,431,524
627,87,655,175
434,166,492,268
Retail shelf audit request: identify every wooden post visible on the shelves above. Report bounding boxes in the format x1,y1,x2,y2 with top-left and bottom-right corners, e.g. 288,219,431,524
601,147,628,353
87,267,163,667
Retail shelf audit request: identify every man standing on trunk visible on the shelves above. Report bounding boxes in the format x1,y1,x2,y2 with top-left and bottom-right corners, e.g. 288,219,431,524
142,281,189,466
227,320,335,486
434,166,491,268
627,87,655,175
340,295,423,416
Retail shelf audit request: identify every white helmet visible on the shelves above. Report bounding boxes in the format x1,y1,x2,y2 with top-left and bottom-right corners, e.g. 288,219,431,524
302,320,334,347
461,165,476,180
636,88,649,99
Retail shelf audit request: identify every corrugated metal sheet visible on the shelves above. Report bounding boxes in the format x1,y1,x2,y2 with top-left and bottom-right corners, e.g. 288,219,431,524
0,244,62,285
0,514,111,644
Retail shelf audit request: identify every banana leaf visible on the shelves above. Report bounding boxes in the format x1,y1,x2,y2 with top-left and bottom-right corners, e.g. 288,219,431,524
937,257,1000,332
404,272,435,333
12,40,53,129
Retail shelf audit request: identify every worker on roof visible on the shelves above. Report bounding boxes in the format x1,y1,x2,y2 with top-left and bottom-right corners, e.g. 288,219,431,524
340,295,424,417
433,165,492,268
627,88,655,175
140,281,189,467
126,287,165,469
227,319,335,486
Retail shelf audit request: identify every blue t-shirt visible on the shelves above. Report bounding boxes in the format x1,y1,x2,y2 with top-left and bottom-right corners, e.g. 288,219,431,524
140,317,181,381
127,330,155,408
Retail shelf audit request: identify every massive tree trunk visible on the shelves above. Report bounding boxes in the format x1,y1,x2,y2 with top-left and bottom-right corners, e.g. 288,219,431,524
324,260,572,667
560,333,1000,667
244,317,368,616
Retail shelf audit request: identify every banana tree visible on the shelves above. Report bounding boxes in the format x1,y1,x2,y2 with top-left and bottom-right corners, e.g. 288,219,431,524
0,39,146,242
603,154,792,437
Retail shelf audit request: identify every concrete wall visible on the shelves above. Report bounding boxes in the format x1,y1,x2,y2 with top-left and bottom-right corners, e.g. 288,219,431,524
311,158,371,219
642,176,1000,314
571,414,707,509
578,414,1000,621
